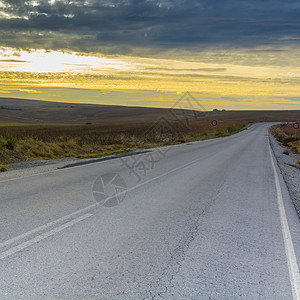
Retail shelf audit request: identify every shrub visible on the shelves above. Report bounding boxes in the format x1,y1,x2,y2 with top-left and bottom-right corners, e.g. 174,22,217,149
5,132,18,150
66,138,77,148
0,167,7,172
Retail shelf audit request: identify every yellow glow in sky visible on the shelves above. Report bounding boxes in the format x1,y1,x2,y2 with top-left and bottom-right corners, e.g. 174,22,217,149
0,48,134,73
0,47,300,110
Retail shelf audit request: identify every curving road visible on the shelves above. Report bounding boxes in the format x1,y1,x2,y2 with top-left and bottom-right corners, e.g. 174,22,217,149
0,123,300,299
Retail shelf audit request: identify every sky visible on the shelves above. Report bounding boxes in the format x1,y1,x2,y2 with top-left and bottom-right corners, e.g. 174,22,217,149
0,0,300,110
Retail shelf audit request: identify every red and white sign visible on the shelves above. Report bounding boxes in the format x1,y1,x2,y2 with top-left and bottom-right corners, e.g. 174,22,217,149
293,122,299,129
211,120,218,126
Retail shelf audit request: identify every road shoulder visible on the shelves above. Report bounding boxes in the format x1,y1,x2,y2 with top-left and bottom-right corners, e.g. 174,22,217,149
269,133,300,218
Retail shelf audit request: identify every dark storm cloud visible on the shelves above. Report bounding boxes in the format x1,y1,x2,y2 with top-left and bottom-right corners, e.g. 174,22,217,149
0,0,300,53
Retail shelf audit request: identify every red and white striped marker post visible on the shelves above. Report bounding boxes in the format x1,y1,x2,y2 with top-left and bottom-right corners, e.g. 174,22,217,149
293,122,299,140
211,120,218,137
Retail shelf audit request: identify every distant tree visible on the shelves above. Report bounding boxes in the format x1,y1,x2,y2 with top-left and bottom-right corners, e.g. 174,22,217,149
213,109,219,112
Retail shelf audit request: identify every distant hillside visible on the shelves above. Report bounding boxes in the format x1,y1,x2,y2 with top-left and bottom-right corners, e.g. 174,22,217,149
209,110,300,122
0,97,299,124
0,98,177,124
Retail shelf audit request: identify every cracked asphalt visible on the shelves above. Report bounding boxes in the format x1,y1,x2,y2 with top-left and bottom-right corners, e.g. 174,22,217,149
0,123,300,299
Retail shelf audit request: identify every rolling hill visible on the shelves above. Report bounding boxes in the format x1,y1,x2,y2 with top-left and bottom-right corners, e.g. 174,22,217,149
0,97,299,124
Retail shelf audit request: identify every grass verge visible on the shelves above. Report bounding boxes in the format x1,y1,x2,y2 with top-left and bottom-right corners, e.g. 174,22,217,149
0,121,248,166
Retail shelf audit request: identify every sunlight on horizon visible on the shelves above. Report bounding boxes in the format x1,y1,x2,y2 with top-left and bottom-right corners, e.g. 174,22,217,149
0,47,300,110
0,48,135,73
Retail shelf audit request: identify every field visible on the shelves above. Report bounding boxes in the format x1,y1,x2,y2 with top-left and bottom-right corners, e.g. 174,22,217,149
1,97,300,124
0,97,299,168
0,121,247,165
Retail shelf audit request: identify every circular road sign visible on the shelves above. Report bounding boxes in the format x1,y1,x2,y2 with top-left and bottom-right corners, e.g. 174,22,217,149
293,122,299,129
211,120,218,126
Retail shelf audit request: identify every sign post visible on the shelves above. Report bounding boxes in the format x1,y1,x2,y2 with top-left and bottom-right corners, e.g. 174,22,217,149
293,122,299,140
211,120,217,137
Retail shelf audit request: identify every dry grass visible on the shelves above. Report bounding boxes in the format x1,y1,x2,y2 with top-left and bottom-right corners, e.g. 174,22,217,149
272,124,300,162
0,137,131,164
0,121,248,165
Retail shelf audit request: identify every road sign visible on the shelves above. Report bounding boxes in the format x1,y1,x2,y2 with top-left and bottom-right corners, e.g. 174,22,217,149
293,122,299,140
211,120,217,137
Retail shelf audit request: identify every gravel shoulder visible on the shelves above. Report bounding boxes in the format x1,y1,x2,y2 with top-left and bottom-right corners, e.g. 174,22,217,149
0,157,81,181
0,149,149,181
269,132,300,218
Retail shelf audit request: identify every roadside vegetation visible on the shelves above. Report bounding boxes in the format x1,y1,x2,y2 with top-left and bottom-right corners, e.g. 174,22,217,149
0,121,248,166
272,124,300,165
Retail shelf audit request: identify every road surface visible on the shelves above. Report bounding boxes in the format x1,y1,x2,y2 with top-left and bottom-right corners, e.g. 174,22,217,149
0,123,300,299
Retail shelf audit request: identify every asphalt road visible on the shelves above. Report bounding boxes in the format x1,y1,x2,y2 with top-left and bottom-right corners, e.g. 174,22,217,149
0,123,300,299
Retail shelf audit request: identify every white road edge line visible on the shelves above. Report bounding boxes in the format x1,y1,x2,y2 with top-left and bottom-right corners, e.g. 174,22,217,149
269,140,300,300
0,152,205,259
1,130,251,259
0,125,255,261
0,125,255,260
0,147,209,252
0,203,98,251
97,149,215,203
0,213,92,260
